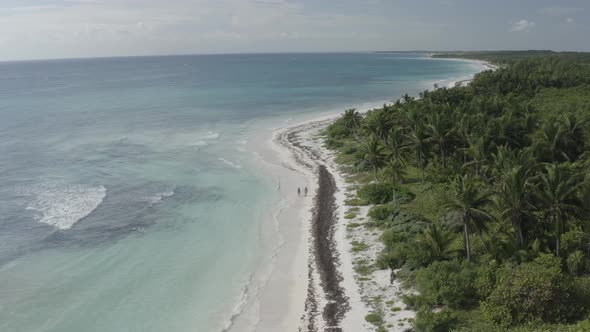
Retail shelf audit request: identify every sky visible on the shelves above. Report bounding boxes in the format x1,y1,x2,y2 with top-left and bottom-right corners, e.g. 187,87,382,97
0,0,588,60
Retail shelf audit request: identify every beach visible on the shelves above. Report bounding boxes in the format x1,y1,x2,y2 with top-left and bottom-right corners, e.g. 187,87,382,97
235,59,493,331
235,113,367,331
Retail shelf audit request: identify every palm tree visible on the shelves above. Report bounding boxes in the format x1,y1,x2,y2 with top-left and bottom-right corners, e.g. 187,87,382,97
490,110,521,148
401,93,414,104
462,136,488,178
535,120,566,162
580,172,590,214
362,135,386,182
363,111,391,141
427,112,455,169
404,124,429,182
401,103,422,132
455,112,477,164
418,223,461,261
381,159,406,208
342,108,362,139
495,165,535,248
443,174,493,261
536,164,580,256
385,127,406,164
560,113,587,161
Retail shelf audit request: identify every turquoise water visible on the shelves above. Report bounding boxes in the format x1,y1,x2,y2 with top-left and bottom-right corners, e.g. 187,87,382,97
0,53,482,331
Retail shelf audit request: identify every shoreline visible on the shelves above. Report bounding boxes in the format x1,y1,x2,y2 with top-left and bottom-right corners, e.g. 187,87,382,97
272,115,369,331
225,56,490,331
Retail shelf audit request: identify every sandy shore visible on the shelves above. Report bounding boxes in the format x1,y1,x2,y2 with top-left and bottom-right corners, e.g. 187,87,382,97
269,114,370,331
263,111,417,331
226,58,492,332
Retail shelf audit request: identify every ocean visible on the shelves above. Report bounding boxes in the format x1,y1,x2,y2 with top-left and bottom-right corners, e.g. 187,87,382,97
0,53,483,331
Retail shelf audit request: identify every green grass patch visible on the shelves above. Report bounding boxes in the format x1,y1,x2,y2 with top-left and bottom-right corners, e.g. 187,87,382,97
344,213,357,219
354,259,375,276
365,312,384,326
344,198,369,206
351,241,369,252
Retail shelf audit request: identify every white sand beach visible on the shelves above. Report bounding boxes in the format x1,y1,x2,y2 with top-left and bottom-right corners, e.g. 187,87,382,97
227,59,492,332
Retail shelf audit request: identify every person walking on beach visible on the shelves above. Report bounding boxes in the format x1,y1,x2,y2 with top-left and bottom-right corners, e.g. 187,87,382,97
304,187,308,197
297,187,301,196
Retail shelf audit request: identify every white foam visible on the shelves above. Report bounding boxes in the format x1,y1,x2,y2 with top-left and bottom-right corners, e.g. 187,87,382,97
24,183,106,230
189,131,221,149
218,158,242,169
191,140,209,147
221,275,253,332
145,190,175,205
200,131,220,140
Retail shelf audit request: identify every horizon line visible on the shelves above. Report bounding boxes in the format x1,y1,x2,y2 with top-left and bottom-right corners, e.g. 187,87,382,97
0,49,583,64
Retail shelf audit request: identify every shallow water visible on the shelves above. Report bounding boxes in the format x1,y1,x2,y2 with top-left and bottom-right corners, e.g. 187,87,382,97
0,53,483,331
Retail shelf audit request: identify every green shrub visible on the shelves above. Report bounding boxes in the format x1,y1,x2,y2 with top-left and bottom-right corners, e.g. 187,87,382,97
405,244,435,270
354,259,375,276
561,230,589,257
358,183,414,205
368,203,398,222
326,118,352,139
414,260,478,309
481,254,578,328
505,319,590,332
403,294,429,310
566,250,586,275
346,222,362,229
475,261,500,300
415,308,460,332
376,248,405,270
344,198,369,206
377,225,434,270
325,138,344,149
381,228,409,246
571,277,590,313
387,211,429,234
365,312,384,326
342,144,357,155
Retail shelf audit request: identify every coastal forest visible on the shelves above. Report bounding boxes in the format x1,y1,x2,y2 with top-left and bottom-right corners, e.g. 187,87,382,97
325,52,590,331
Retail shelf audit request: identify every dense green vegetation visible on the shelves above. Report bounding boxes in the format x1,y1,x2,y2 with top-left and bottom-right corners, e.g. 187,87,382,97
432,50,590,66
326,53,590,331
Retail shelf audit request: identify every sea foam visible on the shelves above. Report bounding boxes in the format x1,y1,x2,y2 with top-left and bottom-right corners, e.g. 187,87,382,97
145,189,175,205
25,183,106,230
218,158,242,169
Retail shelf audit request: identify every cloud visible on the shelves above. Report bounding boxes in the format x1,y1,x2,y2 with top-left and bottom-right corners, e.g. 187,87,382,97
566,17,575,23
511,19,535,32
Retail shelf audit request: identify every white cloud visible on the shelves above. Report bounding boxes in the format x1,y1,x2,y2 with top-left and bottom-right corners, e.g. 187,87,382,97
512,19,535,32
566,17,575,23
0,0,415,60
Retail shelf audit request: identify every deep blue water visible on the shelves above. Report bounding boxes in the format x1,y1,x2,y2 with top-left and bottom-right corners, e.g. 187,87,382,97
0,53,482,332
